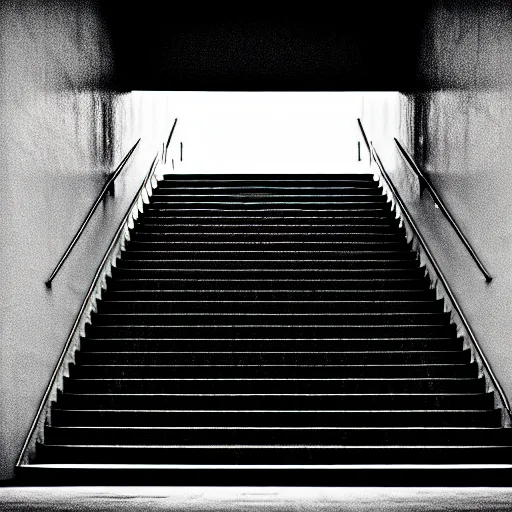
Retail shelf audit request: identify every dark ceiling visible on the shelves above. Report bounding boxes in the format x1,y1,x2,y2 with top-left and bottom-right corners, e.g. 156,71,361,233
100,2,431,91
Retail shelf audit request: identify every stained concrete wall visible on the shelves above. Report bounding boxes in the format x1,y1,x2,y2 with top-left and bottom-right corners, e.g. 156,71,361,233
0,1,175,479
361,1,512,409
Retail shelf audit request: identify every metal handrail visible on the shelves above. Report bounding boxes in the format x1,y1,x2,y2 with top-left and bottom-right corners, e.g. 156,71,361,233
394,138,492,282
17,149,161,468
45,138,141,287
357,119,511,420
357,118,372,166
162,118,178,164
165,118,178,151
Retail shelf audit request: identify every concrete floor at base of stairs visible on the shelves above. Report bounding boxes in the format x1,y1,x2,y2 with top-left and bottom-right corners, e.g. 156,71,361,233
1,487,512,511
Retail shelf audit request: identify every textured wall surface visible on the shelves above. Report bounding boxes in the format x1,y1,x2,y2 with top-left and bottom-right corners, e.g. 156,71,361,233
0,1,175,479
362,0,512,409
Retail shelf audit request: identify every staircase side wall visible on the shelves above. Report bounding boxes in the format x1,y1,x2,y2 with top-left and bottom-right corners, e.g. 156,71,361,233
361,0,512,417
0,0,174,480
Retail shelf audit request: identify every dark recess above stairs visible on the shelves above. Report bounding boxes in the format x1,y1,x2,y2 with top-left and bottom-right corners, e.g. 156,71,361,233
99,3,429,91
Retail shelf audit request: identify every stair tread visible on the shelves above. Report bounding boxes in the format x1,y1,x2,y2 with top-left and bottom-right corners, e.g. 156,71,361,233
93,312,445,316
47,427,506,433
39,444,512,448
82,337,459,340
76,363,467,368
64,391,486,397
51,409,492,412
68,378,479,381
98,300,437,304
153,187,382,191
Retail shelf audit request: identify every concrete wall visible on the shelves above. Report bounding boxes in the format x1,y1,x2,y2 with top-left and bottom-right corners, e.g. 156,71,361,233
361,1,512,409
6,0,512,481
0,1,175,479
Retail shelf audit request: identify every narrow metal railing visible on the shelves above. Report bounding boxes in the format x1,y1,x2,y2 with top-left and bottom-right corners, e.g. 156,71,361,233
394,137,492,282
45,139,141,287
357,118,372,166
357,118,511,421
162,118,178,164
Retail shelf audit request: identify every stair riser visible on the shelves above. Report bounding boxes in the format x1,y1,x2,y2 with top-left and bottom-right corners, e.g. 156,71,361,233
96,300,444,314
63,378,485,394
100,290,437,301
149,195,390,203
43,427,509,446
84,325,457,338
19,466,512,487
36,445,512,464
160,172,377,181
152,188,385,195
160,174,376,181
144,203,391,211
115,259,420,270
155,185,382,192
51,409,501,428
155,183,381,190
106,279,430,291
90,313,450,327
70,361,478,379
110,268,425,280
70,365,478,379
130,233,406,243
75,350,472,366
139,215,398,223
120,251,417,261
130,232,406,241
124,241,412,252
56,393,495,411
80,338,463,352
133,225,403,234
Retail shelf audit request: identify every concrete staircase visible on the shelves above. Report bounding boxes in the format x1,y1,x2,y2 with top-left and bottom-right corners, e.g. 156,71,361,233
18,173,512,485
